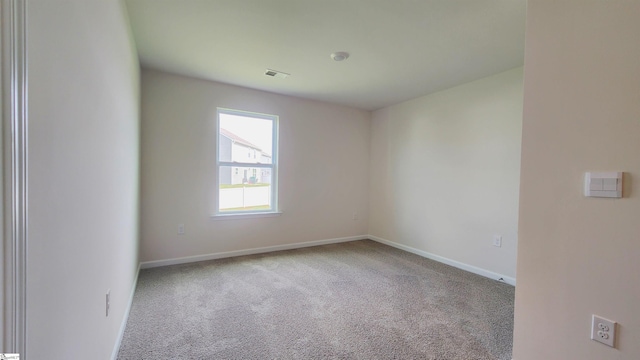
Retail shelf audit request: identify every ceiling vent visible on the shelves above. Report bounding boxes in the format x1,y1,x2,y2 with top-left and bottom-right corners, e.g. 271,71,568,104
265,69,290,79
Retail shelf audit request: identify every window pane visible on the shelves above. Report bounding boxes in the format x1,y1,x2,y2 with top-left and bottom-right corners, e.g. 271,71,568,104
218,166,272,212
217,108,277,215
219,113,273,164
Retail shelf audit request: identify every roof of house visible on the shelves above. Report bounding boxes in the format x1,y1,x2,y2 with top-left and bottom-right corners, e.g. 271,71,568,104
220,128,262,151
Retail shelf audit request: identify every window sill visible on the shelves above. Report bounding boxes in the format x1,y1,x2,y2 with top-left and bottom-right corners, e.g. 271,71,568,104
211,211,282,220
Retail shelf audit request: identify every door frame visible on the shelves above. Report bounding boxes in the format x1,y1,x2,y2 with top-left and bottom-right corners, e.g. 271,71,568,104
2,0,28,356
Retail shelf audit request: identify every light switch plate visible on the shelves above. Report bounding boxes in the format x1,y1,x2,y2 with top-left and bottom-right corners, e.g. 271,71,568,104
585,172,623,198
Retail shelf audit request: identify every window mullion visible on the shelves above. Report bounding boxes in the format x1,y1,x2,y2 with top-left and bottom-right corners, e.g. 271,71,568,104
219,161,273,169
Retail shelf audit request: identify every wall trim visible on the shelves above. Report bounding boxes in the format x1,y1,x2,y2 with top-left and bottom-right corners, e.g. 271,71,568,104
138,235,515,285
110,263,141,360
368,235,516,286
140,235,367,269
2,0,28,355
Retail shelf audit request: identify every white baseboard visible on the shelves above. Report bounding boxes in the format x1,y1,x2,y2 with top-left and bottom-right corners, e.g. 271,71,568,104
138,235,516,285
140,235,368,269
111,262,141,360
367,235,516,286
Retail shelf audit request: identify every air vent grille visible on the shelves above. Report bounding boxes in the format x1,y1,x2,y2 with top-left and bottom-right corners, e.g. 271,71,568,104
265,69,290,79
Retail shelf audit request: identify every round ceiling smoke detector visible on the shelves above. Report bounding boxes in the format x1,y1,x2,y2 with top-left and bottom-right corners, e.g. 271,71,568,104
330,52,349,62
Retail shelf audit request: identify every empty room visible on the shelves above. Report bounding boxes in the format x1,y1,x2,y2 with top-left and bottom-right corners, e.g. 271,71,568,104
2,1,639,360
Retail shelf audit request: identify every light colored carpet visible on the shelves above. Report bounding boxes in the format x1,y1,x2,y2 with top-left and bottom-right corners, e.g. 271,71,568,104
117,240,514,359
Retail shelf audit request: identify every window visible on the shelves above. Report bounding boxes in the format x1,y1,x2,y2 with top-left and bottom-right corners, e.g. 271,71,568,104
216,108,278,215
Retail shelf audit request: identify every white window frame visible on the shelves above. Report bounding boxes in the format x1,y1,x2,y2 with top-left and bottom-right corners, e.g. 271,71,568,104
214,108,279,217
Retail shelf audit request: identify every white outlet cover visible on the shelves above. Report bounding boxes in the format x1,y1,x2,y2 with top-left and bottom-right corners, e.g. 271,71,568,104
493,236,502,247
106,289,111,317
591,314,616,347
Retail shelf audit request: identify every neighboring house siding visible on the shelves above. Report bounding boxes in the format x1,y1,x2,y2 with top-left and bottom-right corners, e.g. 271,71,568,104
220,129,272,185
219,135,232,184
260,168,272,184
231,142,259,163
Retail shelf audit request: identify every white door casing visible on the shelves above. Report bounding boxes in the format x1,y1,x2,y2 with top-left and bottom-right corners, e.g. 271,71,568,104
1,0,28,356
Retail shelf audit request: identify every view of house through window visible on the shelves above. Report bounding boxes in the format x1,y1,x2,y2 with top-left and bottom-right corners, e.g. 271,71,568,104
216,108,278,214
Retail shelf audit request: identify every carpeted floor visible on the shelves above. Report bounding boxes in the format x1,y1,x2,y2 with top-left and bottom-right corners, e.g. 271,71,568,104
117,240,514,360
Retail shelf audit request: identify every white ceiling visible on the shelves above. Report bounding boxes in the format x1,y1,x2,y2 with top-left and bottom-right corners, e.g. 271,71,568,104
125,0,526,111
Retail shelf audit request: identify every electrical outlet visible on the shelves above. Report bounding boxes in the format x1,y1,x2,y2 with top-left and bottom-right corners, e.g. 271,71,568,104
591,315,616,347
493,235,502,247
106,289,111,317
178,223,185,235
352,212,358,220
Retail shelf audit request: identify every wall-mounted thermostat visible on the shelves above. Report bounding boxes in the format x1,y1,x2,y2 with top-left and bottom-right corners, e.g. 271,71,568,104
584,172,623,198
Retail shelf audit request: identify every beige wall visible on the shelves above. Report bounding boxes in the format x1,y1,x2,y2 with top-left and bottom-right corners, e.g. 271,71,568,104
369,67,523,281
26,0,140,358
513,1,640,359
140,69,370,262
